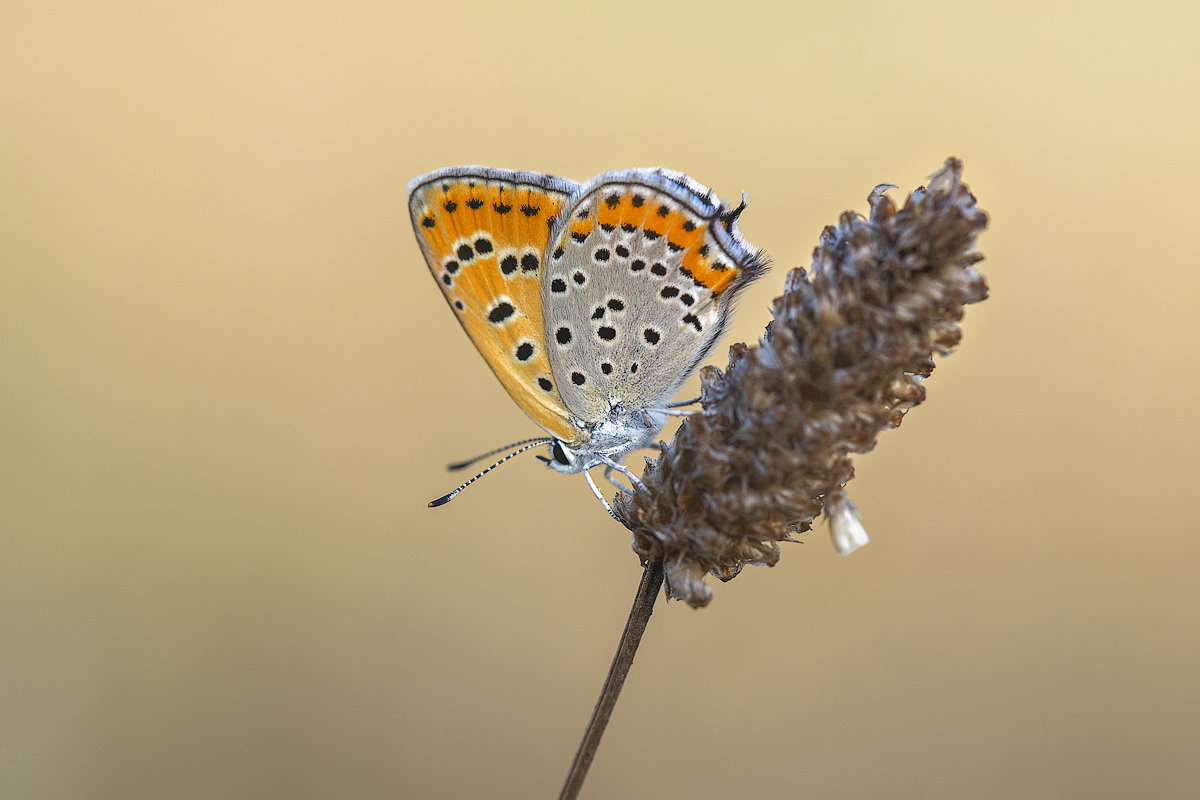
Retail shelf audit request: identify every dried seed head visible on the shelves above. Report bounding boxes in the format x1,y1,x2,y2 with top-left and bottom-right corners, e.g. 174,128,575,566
615,158,990,607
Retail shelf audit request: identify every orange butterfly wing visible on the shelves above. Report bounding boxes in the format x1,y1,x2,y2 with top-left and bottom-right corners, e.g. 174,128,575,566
408,167,583,443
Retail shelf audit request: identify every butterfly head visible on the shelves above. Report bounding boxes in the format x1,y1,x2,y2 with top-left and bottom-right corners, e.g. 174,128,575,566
538,438,583,474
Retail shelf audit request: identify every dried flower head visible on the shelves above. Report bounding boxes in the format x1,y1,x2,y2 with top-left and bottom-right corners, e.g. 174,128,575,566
615,158,990,607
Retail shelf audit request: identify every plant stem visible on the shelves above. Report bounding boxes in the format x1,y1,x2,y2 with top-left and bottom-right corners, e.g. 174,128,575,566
558,559,665,800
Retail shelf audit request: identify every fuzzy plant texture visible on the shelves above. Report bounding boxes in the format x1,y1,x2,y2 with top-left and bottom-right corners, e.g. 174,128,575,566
615,158,990,607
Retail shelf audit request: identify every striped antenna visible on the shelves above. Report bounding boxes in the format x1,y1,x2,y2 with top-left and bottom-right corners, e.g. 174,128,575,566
446,437,552,471
428,439,552,508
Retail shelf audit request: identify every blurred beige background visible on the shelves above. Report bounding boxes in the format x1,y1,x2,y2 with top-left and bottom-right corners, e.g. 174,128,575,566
3,1,1198,798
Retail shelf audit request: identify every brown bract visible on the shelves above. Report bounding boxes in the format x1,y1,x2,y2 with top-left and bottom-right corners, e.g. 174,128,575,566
614,158,990,607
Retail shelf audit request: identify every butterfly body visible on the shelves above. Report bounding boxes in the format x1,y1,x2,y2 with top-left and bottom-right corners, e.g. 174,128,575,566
540,404,668,475
408,166,766,502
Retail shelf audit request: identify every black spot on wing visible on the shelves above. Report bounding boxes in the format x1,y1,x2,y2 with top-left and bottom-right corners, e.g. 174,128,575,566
487,302,515,324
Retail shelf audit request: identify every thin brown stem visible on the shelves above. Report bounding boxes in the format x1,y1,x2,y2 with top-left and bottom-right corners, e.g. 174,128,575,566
558,559,665,800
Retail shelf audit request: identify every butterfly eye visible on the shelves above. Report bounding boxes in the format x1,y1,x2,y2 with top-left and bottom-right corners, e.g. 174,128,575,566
551,439,571,466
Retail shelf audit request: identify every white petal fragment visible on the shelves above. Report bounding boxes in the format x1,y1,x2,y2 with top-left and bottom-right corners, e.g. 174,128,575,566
827,492,870,555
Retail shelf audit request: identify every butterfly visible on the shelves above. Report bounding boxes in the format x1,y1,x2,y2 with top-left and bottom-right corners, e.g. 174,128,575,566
408,166,766,515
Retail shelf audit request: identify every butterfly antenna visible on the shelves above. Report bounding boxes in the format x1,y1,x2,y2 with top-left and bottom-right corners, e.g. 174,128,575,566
428,439,551,508
446,437,552,471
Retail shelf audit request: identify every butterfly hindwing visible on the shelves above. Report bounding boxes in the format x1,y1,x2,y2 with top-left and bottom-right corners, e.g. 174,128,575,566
541,169,767,423
408,167,583,443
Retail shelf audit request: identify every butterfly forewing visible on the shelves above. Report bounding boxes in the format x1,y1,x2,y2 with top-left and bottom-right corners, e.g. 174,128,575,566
542,169,767,423
408,167,583,442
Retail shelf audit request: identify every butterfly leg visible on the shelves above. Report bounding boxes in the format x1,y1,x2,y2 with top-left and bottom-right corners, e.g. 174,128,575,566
658,396,701,417
599,457,647,494
582,462,621,521
602,465,634,495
